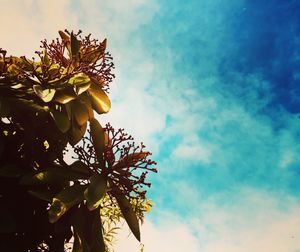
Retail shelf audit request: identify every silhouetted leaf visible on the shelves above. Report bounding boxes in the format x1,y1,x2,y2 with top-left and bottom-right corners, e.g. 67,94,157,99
89,83,111,114
28,188,55,202
71,32,80,58
89,118,105,164
114,192,140,241
84,174,107,210
69,161,91,176
49,184,87,223
59,30,70,42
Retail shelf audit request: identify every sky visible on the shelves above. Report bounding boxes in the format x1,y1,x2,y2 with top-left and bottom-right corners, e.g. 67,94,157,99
1,0,300,251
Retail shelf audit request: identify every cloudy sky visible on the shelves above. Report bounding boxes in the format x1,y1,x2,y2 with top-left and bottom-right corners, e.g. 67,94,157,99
2,0,300,251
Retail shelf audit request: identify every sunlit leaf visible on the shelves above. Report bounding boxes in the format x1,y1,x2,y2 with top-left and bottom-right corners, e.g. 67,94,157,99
71,100,89,126
89,118,105,164
79,94,94,119
50,110,70,133
33,85,56,103
84,174,107,210
114,192,141,241
54,88,77,104
75,81,91,95
49,184,87,223
88,83,111,114
68,73,90,86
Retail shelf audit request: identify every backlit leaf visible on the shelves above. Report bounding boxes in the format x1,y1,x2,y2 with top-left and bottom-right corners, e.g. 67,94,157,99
84,174,107,210
69,161,91,176
68,73,90,86
114,192,141,241
59,30,70,42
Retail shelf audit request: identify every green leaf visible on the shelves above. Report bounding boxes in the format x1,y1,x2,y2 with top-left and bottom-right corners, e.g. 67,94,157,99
71,32,80,58
28,188,55,202
79,94,94,119
89,118,105,164
0,163,24,178
20,167,89,185
50,110,71,133
114,192,141,241
88,83,111,114
54,88,77,104
75,81,91,95
71,100,89,126
68,73,90,86
69,122,87,146
33,85,56,103
69,161,91,176
84,174,107,211
49,184,87,223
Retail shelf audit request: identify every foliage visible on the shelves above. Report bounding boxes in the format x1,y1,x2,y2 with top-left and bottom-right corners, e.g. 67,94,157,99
0,30,157,252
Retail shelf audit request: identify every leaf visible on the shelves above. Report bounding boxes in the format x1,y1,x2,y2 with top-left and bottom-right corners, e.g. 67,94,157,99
89,118,105,164
33,85,56,103
75,81,91,95
88,83,111,114
50,110,71,133
113,152,149,170
69,122,87,146
49,184,87,223
0,99,10,117
71,32,80,58
71,100,89,126
84,174,107,211
114,192,141,241
54,88,77,104
59,30,70,42
79,94,94,119
69,161,91,176
28,188,55,202
20,167,89,185
68,73,90,86
0,163,24,178
71,205,105,252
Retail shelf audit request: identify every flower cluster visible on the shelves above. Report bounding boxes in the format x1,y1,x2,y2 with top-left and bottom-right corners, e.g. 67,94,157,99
74,123,157,201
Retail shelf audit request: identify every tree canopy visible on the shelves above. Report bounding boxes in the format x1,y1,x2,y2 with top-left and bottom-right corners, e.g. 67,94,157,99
0,30,157,252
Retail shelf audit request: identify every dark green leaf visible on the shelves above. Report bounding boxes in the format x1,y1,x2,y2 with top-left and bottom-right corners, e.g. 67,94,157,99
49,184,87,223
0,163,24,178
50,110,70,133
28,188,55,202
69,122,87,146
71,32,80,58
69,161,91,176
114,192,140,241
72,100,89,126
54,88,77,104
84,174,107,210
89,118,105,164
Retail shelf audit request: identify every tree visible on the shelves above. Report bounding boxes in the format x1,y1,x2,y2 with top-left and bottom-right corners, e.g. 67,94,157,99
0,30,157,252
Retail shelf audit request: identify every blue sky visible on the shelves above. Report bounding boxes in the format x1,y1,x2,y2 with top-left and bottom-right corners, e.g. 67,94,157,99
1,0,300,251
